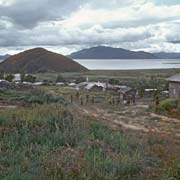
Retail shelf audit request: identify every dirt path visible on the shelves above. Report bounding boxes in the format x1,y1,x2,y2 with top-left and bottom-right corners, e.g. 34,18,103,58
75,103,180,139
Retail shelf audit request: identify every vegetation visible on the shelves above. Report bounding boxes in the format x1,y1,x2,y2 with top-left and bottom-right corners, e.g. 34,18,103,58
56,74,65,83
24,75,36,83
157,98,180,118
5,74,14,82
0,103,143,179
1,69,180,179
0,48,87,73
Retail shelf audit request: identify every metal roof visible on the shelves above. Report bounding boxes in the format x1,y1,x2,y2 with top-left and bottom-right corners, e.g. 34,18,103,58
167,73,180,83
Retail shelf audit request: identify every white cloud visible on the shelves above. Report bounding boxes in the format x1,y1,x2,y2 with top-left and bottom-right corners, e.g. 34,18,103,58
0,0,180,54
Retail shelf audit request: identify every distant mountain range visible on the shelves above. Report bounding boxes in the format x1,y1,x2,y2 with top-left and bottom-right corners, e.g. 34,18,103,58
154,52,180,59
69,46,180,59
0,48,87,73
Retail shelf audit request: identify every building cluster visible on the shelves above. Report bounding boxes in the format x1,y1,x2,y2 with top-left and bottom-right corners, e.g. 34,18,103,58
0,73,180,99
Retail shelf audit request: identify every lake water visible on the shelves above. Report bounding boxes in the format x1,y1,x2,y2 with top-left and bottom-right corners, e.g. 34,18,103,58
74,59,180,70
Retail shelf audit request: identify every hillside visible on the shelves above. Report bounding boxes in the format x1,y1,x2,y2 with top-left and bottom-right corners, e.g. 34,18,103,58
0,54,11,62
69,46,158,59
0,48,87,73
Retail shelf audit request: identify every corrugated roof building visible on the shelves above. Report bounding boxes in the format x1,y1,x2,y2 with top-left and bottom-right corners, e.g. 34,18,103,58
167,73,180,98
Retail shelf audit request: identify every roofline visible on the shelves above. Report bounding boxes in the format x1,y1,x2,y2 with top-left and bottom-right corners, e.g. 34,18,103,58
167,80,180,83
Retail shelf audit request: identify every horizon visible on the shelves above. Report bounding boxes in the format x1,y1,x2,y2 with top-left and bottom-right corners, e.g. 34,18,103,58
0,0,180,55
1,45,180,57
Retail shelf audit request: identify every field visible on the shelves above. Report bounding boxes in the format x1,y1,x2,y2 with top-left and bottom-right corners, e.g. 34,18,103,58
35,68,180,83
0,69,180,180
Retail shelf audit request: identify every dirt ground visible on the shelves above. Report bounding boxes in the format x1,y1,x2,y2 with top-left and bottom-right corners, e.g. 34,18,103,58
71,98,180,179
73,100,180,140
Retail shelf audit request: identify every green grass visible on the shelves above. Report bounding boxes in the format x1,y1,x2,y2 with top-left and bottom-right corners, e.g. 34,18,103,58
0,103,143,179
0,88,66,106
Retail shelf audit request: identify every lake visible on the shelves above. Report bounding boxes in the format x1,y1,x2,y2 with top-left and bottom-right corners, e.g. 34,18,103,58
74,59,180,70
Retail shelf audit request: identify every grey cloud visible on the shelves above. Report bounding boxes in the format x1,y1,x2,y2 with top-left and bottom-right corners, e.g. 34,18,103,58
0,21,153,47
170,40,180,44
0,0,180,53
0,0,82,28
0,0,143,29
165,23,180,44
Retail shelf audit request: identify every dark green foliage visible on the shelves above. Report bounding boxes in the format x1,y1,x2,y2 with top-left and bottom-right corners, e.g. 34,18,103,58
24,75,36,83
108,78,119,85
5,74,14,82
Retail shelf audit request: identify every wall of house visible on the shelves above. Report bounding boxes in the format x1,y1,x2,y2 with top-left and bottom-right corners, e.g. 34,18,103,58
169,82,180,98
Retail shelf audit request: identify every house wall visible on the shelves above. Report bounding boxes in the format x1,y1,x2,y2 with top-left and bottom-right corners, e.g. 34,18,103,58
169,82,180,98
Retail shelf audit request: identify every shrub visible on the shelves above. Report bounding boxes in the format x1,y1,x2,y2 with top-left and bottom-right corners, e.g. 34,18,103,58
5,74,14,82
56,74,65,83
157,98,180,112
24,89,65,105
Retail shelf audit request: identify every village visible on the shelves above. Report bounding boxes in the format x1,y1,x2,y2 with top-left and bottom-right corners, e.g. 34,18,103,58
0,71,180,179
0,72,179,100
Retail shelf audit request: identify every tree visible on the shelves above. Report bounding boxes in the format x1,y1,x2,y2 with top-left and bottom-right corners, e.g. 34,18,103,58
5,74,14,82
24,75,36,83
20,72,25,82
75,77,86,84
56,74,65,83
108,78,119,85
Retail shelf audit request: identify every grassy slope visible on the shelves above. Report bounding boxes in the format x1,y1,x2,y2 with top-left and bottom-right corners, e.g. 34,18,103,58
0,89,143,180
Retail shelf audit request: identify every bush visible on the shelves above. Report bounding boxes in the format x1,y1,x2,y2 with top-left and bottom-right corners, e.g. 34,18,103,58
24,74,36,83
56,74,65,83
158,99,180,112
5,74,14,82
24,89,65,105
108,78,119,85
156,98,180,119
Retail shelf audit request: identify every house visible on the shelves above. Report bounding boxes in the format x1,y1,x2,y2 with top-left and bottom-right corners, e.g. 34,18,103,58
76,81,106,91
118,86,136,96
76,82,87,89
13,74,21,82
167,74,180,98
85,82,106,91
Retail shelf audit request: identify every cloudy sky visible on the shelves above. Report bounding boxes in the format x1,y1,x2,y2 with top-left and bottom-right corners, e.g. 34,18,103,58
0,0,180,55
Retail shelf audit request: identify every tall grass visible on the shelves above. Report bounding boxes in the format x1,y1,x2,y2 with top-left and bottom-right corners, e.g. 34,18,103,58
0,104,143,179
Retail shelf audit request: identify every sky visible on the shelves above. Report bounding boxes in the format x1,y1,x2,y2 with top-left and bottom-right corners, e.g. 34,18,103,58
0,0,180,55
